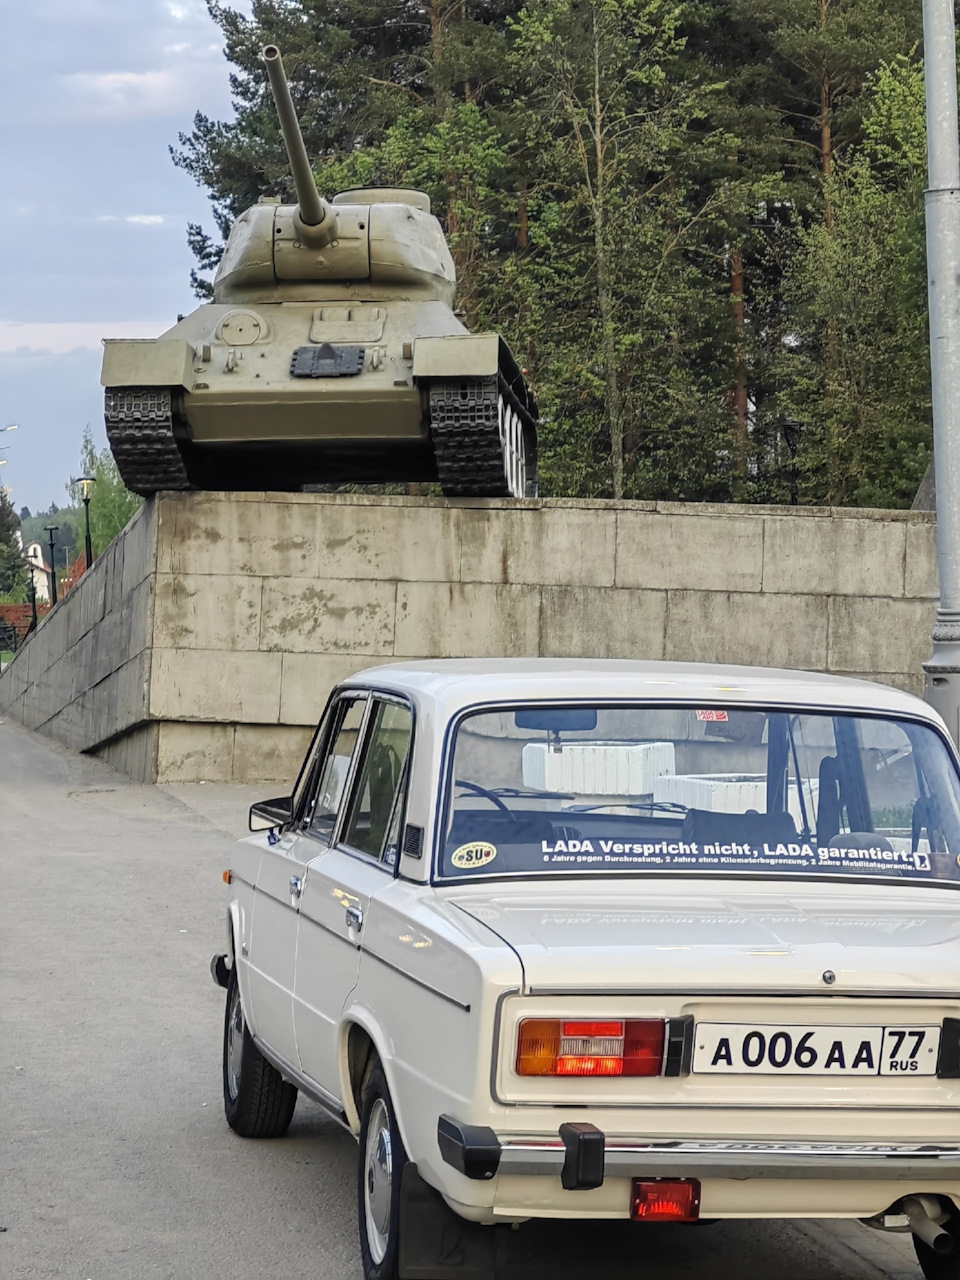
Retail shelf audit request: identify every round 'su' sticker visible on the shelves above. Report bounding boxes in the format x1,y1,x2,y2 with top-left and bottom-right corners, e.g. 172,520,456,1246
451,841,498,870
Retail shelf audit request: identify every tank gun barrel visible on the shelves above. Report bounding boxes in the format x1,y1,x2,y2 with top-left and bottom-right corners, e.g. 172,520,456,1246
262,45,328,230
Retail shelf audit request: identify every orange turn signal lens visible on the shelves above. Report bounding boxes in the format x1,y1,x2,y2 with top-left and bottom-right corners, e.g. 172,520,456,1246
516,1018,665,1077
630,1178,701,1222
222,870,232,884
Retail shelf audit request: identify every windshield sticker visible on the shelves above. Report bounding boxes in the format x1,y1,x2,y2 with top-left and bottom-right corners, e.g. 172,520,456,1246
451,841,498,871
539,838,934,873
696,709,729,722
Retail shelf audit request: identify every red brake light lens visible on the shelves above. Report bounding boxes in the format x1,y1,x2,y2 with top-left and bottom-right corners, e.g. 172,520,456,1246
516,1018,665,1077
631,1178,701,1222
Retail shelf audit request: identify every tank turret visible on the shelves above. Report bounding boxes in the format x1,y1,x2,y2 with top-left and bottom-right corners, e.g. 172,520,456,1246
101,46,537,498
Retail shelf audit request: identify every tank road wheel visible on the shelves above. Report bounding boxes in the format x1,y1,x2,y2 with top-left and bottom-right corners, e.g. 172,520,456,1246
429,375,537,498
222,967,298,1138
104,386,192,496
357,1057,408,1280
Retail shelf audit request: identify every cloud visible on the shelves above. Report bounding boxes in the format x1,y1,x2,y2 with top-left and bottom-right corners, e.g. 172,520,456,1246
0,320,167,355
95,214,167,225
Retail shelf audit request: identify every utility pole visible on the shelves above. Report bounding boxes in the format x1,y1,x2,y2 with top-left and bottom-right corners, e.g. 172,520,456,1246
44,525,58,607
922,0,960,742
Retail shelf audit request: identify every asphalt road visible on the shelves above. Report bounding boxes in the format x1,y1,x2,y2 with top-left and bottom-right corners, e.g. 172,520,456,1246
0,717,926,1280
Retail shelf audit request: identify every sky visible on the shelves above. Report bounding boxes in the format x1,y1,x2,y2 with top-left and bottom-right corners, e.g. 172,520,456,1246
0,0,253,513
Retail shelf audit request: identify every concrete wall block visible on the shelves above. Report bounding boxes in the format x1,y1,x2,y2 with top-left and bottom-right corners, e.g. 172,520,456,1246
905,521,939,600
616,512,764,592
154,573,263,651
150,648,283,723
313,503,462,582
763,515,906,597
395,582,540,657
35,606,69,675
156,721,236,784
260,577,396,655
279,652,395,726
827,596,937,675
97,723,159,784
156,494,316,578
460,507,616,587
103,536,126,616
64,593,88,652
78,560,108,636
540,587,667,659
119,502,156,598
233,724,315,785
665,590,829,670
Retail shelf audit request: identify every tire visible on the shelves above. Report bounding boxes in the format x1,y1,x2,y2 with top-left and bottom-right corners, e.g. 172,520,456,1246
222,966,297,1138
915,1210,960,1279
357,1058,408,1280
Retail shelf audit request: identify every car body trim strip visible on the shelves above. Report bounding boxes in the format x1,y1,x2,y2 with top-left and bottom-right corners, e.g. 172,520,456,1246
524,987,960,1001
496,1141,960,1181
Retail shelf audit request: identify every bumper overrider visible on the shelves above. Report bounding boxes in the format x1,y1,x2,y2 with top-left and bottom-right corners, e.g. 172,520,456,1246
437,1116,960,1187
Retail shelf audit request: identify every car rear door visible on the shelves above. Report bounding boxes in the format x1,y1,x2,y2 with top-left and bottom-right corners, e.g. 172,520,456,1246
293,695,414,1099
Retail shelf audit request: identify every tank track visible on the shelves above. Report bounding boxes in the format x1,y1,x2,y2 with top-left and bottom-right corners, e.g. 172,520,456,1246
104,387,191,496
429,374,536,498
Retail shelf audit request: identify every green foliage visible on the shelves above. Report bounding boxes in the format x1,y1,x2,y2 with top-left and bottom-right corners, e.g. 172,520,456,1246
173,0,933,508
68,428,144,557
0,486,26,599
779,57,930,506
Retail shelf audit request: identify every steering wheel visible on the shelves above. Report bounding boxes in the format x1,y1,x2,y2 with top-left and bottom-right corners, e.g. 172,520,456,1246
455,778,520,823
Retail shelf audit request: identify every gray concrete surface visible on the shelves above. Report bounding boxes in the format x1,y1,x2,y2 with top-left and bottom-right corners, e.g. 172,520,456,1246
0,717,928,1279
0,493,941,786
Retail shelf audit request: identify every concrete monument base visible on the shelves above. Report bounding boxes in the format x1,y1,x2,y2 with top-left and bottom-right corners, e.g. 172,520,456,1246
0,492,938,784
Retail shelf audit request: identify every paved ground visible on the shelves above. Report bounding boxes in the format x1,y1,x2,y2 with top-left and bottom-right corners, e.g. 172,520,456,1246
0,718,925,1279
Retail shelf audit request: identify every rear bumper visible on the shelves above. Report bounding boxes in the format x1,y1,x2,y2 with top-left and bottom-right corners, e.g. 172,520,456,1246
438,1115,960,1186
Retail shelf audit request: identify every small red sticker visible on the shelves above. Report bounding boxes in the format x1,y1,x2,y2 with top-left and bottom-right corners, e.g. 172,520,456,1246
696,709,729,722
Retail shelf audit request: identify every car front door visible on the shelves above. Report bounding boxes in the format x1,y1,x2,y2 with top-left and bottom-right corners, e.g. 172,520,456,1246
293,696,414,1100
241,695,359,1071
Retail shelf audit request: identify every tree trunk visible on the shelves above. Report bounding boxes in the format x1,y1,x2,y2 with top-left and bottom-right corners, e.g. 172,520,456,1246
729,249,749,488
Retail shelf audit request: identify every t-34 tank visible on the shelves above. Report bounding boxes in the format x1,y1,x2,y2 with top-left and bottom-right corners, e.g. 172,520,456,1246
101,45,537,497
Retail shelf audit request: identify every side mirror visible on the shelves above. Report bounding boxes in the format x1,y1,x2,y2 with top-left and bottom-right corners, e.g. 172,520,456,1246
250,796,293,831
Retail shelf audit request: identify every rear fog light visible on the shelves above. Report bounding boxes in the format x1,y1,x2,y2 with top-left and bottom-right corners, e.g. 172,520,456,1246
630,1178,701,1222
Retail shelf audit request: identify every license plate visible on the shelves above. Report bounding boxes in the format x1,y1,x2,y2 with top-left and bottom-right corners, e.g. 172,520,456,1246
693,1023,941,1076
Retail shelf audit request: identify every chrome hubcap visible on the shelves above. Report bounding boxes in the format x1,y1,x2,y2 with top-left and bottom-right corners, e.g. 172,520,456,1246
498,395,526,498
363,1097,393,1264
226,983,244,1101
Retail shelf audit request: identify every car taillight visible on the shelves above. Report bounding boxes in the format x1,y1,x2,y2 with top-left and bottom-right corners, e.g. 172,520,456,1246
631,1178,701,1222
516,1018,665,1077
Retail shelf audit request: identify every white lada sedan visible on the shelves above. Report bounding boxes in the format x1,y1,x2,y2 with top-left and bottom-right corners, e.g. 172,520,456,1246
211,659,960,1280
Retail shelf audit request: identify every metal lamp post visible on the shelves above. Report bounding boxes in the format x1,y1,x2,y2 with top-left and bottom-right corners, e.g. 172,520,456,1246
72,475,96,569
922,0,960,741
44,525,58,607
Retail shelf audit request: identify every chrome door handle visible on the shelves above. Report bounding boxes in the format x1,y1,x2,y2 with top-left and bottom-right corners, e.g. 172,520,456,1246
289,875,303,899
345,905,364,931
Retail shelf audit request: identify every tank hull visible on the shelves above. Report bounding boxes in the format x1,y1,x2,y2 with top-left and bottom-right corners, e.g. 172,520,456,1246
103,299,537,497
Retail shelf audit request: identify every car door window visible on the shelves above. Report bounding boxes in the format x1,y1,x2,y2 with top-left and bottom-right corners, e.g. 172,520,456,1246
307,696,367,843
342,700,413,864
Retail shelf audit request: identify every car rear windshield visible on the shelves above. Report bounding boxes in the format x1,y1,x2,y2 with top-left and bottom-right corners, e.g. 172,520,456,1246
439,704,960,885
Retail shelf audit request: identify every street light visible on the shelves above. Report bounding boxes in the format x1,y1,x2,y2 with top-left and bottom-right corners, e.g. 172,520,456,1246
44,525,58,607
0,424,18,433
72,475,96,569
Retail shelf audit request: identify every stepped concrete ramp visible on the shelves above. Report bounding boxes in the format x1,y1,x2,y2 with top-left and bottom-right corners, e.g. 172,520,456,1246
0,492,939,784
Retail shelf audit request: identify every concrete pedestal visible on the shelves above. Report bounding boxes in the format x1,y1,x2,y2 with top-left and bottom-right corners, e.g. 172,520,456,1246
0,492,939,784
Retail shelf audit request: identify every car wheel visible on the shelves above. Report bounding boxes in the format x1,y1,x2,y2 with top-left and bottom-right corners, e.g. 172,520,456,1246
914,1211,960,1279
357,1058,408,1280
222,965,297,1138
